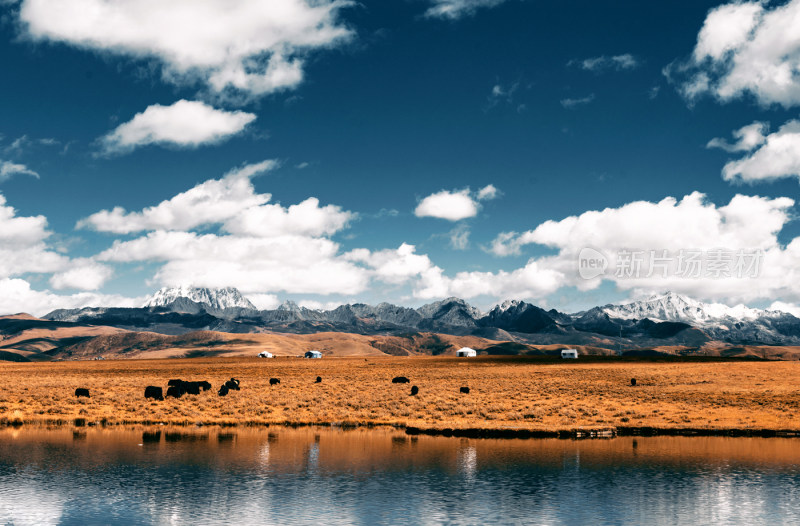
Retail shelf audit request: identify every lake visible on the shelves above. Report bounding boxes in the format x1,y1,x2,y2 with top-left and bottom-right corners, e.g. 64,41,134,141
1,426,799,525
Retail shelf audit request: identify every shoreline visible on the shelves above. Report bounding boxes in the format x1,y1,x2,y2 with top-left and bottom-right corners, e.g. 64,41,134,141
3,417,800,440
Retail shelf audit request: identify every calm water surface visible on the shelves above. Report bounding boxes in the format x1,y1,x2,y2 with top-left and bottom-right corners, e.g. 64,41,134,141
0,426,799,525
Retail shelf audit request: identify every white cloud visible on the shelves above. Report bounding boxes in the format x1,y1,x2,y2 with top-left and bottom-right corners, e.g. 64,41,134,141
570,54,639,72
0,278,140,317
415,185,502,221
224,197,354,238
560,94,595,109
476,184,498,200
19,0,353,97
99,100,256,155
346,243,435,285
707,121,768,152
49,259,113,291
484,191,800,305
486,82,519,109
769,300,800,317
673,0,800,107
98,230,370,295
414,260,564,300
415,188,478,221
77,160,277,233
720,120,800,183
449,225,470,250
0,160,39,181
244,293,281,310
0,194,116,293
424,0,510,19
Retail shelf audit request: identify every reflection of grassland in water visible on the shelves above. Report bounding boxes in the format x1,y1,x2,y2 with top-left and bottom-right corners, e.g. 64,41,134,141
1,357,800,433
4,426,800,471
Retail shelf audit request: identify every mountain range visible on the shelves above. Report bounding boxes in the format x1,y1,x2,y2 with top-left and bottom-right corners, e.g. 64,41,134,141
40,287,800,347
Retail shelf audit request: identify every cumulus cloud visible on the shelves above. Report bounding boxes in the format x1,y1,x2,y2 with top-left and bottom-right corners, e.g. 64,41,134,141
570,54,639,72
18,0,353,96
414,260,564,300
414,185,498,221
99,100,256,155
77,160,278,233
707,121,768,152
98,230,370,295
484,191,800,305
0,160,39,181
424,0,510,19
0,278,139,317
560,94,595,109
0,192,119,313
245,293,281,310
49,259,113,291
476,184,499,200
670,0,800,107
346,243,435,285
80,162,363,296
719,120,800,183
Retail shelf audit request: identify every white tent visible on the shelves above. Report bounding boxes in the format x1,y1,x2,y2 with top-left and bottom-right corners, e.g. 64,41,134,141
305,350,323,359
456,347,477,357
561,349,578,359
257,351,274,358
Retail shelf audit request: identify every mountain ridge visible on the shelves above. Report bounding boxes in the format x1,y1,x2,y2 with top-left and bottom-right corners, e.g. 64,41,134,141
39,288,800,346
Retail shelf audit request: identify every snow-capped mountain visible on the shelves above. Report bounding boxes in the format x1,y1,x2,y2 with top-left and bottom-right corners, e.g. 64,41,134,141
143,286,256,310
601,292,765,326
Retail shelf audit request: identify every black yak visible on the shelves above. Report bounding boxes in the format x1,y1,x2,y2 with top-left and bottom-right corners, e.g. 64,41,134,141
269,378,280,386
410,385,419,396
392,376,410,384
225,378,240,391
315,376,322,383
144,386,163,401
218,384,229,397
166,385,182,399
460,387,470,394
631,378,637,387
74,388,90,398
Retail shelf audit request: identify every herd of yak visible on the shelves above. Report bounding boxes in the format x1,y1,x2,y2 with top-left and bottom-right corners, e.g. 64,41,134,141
73,375,473,401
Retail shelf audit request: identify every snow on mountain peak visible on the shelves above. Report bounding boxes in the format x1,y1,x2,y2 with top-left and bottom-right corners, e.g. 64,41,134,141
602,291,762,324
143,286,256,310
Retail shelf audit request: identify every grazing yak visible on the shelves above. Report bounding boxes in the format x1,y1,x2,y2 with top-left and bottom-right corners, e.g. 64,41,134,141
631,378,637,387
218,384,229,397
144,386,164,401
392,376,410,384
225,378,240,391
315,376,322,383
74,388,90,398
460,387,470,394
166,385,182,399
269,378,280,386
410,385,419,396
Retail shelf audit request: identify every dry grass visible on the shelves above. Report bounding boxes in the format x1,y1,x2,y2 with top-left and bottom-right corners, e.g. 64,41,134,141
1,356,799,433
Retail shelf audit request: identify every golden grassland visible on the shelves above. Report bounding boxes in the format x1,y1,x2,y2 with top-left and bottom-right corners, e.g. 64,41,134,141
1,356,800,434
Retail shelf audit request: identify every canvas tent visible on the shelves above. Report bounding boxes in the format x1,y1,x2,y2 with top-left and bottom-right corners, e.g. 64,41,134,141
305,350,323,359
456,347,477,357
561,349,578,359
257,351,274,358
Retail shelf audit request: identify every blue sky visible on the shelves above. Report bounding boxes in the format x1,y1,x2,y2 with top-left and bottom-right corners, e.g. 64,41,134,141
1,0,800,316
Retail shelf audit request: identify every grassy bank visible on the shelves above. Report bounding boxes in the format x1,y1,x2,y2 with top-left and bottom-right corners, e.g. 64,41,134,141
1,356,798,434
